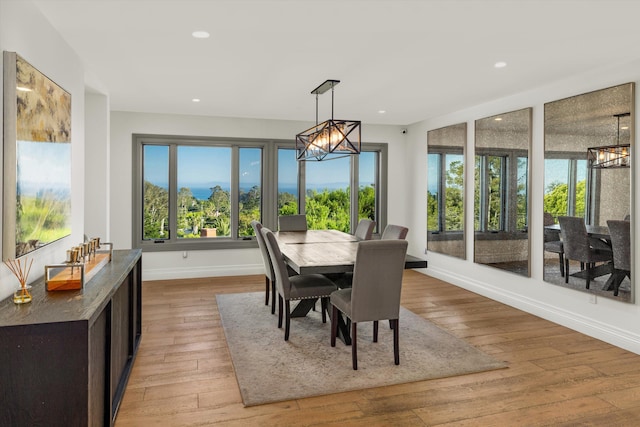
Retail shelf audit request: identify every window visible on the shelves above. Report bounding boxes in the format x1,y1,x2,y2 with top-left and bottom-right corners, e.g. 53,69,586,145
427,150,464,232
474,155,505,231
133,135,387,251
544,157,588,221
474,150,528,233
305,157,351,232
358,151,379,233
277,148,299,215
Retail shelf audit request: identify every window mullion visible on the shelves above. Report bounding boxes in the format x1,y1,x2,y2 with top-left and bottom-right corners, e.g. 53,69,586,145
231,146,239,238
350,155,358,234
168,144,178,243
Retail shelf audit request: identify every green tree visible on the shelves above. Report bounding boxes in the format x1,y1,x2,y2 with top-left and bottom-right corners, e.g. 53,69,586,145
143,181,168,239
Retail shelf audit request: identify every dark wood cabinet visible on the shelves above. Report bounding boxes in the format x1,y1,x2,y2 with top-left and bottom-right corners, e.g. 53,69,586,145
0,249,142,426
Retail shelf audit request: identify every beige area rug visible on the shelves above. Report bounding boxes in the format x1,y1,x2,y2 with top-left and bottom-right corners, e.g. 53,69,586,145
217,292,507,407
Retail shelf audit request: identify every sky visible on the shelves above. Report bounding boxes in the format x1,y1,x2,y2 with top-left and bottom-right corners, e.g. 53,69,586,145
144,146,375,189
18,140,71,195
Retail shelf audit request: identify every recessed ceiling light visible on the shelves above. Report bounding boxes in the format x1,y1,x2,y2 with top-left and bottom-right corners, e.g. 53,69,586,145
378,110,386,114
192,31,210,39
16,86,32,92
621,126,629,130
494,117,503,121
192,98,201,103
494,61,507,68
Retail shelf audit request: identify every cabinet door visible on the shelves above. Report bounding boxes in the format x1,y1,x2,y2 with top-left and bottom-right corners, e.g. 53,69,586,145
89,305,109,426
111,275,132,413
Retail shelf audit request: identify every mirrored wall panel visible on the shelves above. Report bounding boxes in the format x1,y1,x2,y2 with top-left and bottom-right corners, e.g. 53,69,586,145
427,123,466,259
474,108,531,276
544,83,634,303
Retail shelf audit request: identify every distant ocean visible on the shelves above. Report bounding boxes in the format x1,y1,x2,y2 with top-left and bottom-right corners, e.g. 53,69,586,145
189,185,298,201
187,183,370,201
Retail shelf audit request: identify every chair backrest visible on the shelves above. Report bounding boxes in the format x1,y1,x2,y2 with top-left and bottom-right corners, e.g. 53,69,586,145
354,219,376,241
543,213,560,243
607,220,631,271
381,224,408,240
624,214,631,221
544,212,555,226
251,220,275,281
278,214,308,231
350,239,408,323
558,216,591,260
261,227,291,298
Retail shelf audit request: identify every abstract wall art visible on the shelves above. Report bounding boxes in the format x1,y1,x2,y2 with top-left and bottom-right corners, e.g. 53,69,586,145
3,51,72,259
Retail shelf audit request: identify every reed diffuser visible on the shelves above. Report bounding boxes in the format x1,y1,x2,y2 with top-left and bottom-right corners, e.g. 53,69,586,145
5,257,34,304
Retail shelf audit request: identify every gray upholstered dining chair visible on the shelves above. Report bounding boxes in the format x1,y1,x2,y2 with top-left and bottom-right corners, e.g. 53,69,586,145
558,216,612,289
543,212,565,277
278,214,308,231
607,220,631,296
381,224,409,240
354,218,376,241
330,239,409,370
261,227,337,341
326,219,377,289
251,220,277,313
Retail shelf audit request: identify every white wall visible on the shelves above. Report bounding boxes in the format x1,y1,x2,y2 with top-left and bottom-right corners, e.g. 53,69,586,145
109,111,407,280
0,0,85,301
85,92,110,240
406,59,640,354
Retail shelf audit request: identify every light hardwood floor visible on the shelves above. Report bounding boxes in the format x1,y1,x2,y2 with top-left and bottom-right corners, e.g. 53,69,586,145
115,271,640,426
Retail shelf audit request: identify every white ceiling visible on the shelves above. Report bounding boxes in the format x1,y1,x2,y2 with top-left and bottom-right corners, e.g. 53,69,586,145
33,0,640,126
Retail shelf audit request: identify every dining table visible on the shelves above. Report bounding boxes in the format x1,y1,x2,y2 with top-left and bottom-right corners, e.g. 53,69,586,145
275,229,427,275
544,223,616,290
274,229,427,344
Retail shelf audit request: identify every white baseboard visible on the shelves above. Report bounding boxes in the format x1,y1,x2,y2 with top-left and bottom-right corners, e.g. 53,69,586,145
421,266,640,356
142,263,264,281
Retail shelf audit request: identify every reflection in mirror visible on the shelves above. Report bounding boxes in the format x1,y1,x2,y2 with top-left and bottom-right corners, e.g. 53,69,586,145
474,108,531,276
544,83,634,303
427,123,466,259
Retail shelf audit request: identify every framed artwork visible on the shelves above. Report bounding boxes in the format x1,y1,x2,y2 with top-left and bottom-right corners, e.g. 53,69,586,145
3,52,72,259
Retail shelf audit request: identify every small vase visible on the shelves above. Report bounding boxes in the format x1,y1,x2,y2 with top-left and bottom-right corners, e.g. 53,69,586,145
13,285,32,304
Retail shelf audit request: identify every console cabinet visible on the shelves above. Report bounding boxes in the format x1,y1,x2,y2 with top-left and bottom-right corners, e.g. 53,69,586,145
0,249,142,426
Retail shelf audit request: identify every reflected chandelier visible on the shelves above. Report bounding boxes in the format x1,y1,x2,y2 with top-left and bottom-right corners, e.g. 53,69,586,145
296,79,361,161
587,112,631,169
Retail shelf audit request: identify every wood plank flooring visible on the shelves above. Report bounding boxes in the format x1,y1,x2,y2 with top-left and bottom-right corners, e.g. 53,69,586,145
115,271,640,426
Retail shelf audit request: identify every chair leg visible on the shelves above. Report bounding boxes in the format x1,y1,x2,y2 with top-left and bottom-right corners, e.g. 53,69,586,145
352,322,358,370
278,295,283,328
265,277,269,305
271,280,276,315
284,300,291,341
373,320,378,342
321,297,327,323
330,305,338,347
558,253,565,277
393,319,399,365
565,259,570,283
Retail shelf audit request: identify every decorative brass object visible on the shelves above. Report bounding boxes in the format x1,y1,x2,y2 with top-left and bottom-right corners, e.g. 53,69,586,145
45,238,113,291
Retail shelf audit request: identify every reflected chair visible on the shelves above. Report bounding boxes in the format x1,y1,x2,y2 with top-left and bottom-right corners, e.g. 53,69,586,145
278,214,308,231
543,212,565,277
330,239,408,370
381,224,409,240
354,219,376,241
558,216,613,289
251,220,277,313
607,220,631,296
261,227,337,341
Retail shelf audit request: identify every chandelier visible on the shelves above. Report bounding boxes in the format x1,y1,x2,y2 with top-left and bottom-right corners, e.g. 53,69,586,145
587,112,631,169
296,79,361,161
